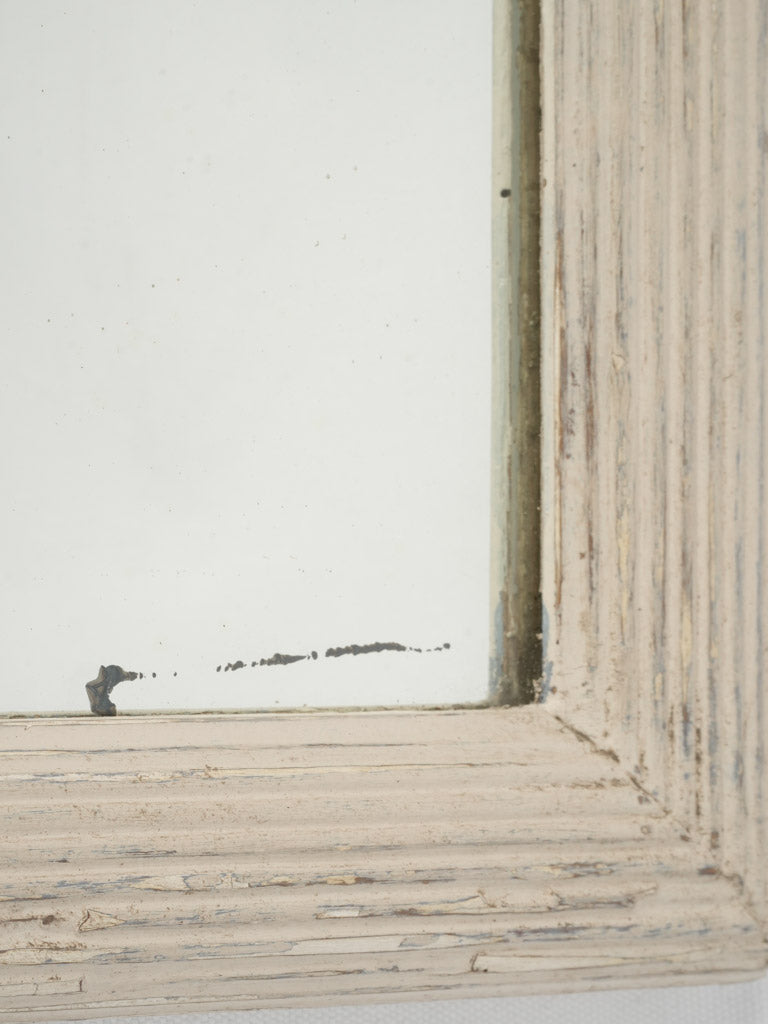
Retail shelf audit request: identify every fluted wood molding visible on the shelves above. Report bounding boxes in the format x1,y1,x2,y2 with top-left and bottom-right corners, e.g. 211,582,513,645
1,0,766,1017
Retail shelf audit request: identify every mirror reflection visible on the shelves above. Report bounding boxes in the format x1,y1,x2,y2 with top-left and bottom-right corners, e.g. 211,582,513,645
0,1,491,714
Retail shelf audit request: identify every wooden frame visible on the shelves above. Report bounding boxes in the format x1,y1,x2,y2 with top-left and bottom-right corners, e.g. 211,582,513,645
2,0,767,1017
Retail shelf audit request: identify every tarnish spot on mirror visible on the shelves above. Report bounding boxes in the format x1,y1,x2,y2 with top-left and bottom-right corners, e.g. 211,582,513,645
325,641,451,658
85,664,137,716
84,642,452,714
256,652,309,667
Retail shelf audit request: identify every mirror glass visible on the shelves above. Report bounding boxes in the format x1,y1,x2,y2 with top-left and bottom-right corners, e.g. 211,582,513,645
0,0,492,714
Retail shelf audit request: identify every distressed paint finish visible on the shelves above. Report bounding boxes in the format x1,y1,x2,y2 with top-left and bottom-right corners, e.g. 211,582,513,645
541,0,768,924
0,709,764,1020
2,0,768,1018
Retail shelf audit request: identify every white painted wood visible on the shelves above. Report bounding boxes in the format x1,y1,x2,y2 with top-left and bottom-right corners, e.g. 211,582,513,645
541,0,768,928
1,0,767,1017
0,708,764,1020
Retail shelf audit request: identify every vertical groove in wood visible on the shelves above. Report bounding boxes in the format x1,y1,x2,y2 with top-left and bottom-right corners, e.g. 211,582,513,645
592,0,614,744
542,0,592,716
714,0,740,888
705,0,726,867
586,3,600,684
756,0,768,923
686,0,714,839
629,1,657,783
542,0,767,919
662,0,686,822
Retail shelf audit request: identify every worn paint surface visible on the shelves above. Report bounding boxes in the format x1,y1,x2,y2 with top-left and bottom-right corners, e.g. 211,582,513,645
1,0,767,1017
0,708,764,1020
541,0,768,926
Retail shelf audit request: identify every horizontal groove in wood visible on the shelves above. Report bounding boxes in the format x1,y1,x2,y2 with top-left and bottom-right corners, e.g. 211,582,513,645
10,829,674,876
1,883,753,963
0,707,551,750
0,863,736,923
1,895,759,969
0,844,704,898
1,708,765,1019
2,706,764,1018
2,790,646,837
0,765,634,794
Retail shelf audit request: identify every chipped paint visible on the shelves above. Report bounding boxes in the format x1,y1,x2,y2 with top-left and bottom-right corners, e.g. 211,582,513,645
542,0,767,934
78,910,125,932
0,707,764,1015
1,0,767,1018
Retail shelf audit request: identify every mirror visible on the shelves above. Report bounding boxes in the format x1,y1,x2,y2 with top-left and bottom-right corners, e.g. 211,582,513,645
0,1,492,715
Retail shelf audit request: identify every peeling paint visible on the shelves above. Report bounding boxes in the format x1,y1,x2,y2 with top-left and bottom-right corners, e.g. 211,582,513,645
78,909,125,932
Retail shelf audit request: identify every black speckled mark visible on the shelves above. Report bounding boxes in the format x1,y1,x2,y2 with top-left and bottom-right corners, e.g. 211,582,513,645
325,641,450,659
259,652,308,667
85,642,451,714
325,641,408,658
219,641,450,668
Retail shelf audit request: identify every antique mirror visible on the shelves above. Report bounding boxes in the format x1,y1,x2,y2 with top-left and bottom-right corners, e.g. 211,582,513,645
2,2,766,1019
0,0,527,717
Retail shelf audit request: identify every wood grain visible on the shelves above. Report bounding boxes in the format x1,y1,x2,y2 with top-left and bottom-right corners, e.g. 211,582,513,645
0,709,763,1019
541,0,768,926
2,0,767,1016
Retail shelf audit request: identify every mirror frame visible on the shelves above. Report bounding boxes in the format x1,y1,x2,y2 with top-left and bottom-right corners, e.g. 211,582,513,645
1,0,767,1017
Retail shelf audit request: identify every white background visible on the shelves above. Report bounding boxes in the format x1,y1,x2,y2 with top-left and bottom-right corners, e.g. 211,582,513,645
0,0,491,714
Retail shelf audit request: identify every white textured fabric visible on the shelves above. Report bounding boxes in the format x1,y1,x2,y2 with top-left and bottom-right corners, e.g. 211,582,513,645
40,975,768,1024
